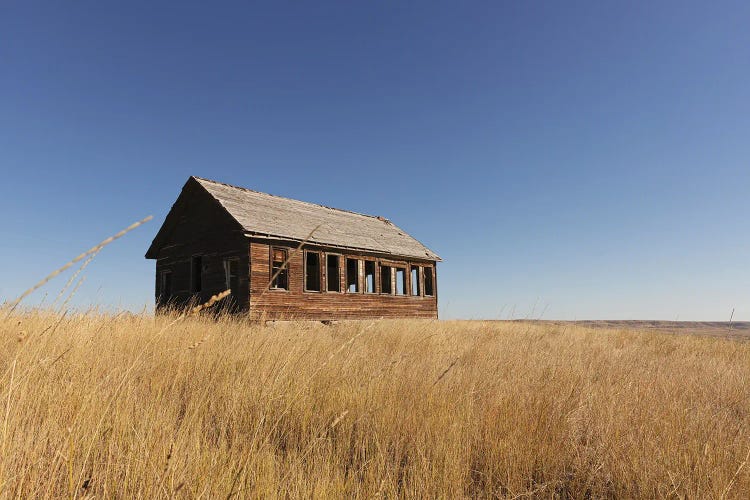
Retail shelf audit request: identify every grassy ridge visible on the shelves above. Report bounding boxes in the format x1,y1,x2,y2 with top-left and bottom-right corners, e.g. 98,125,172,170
0,311,748,497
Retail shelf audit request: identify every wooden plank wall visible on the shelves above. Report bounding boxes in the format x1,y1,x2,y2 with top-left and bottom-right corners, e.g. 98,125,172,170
154,189,249,310
248,238,438,320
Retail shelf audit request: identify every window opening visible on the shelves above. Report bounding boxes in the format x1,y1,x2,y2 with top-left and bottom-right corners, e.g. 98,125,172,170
271,248,288,290
424,267,434,296
346,258,359,292
364,261,375,293
160,270,172,298
191,256,202,293
411,266,420,296
223,257,239,293
380,265,392,294
305,251,321,291
395,268,406,295
327,254,340,292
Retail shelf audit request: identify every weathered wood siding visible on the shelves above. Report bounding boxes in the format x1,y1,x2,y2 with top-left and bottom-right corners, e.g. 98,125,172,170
149,177,441,318
248,238,438,320
154,184,249,310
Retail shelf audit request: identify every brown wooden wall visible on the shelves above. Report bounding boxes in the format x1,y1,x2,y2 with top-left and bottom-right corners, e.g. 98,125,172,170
153,184,249,310
248,238,438,320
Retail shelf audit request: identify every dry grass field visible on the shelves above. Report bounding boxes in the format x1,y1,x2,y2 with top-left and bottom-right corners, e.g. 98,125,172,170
0,309,747,498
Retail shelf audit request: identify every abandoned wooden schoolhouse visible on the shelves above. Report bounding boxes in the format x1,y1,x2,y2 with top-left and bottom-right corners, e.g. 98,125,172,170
145,176,440,320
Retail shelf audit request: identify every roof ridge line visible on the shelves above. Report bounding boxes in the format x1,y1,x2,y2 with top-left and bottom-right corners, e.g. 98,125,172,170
191,175,391,222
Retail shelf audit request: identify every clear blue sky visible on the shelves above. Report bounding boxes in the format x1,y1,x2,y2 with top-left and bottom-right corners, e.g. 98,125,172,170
1,1,748,320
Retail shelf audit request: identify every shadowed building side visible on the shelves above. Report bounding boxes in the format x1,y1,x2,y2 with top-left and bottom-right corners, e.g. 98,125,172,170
145,176,440,320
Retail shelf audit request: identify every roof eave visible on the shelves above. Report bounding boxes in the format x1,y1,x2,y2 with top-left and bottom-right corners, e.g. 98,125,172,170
244,232,441,262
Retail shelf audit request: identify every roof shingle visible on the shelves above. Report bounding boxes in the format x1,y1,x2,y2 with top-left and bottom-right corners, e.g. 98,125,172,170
194,176,440,261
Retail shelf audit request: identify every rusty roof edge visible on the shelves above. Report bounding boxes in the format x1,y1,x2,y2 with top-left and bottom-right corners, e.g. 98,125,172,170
377,219,443,263
243,232,442,262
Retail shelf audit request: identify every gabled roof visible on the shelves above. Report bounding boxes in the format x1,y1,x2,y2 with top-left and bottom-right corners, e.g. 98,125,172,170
148,176,440,261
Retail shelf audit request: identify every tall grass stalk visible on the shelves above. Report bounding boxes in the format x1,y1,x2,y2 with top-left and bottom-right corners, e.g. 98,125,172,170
3,215,152,317
0,313,747,497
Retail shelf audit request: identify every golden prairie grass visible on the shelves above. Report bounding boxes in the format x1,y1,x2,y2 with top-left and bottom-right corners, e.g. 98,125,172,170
0,310,747,498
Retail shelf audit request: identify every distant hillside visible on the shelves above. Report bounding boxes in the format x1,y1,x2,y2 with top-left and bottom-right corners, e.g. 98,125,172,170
507,320,750,340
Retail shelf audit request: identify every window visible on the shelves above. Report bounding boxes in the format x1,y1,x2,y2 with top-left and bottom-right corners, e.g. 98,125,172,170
327,254,341,292
411,266,420,296
395,268,406,295
270,248,288,290
364,261,376,293
223,257,239,293
423,267,434,296
380,265,392,294
191,256,202,293
346,258,359,292
305,251,321,291
160,269,172,299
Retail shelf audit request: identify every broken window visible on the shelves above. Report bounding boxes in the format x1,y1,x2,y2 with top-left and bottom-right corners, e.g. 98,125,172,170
380,265,392,294
364,261,375,293
327,254,341,292
160,269,172,299
346,258,359,292
423,267,434,296
191,256,202,293
270,248,288,290
223,257,239,293
411,266,420,296
305,251,321,291
395,268,406,295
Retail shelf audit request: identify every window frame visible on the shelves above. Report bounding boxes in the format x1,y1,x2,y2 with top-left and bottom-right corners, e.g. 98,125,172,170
304,250,322,292
345,257,360,293
423,266,435,297
395,267,407,296
410,265,421,296
363,259,377,294
379,264,393,295
223,257,240,292
159,269,172,299
269,247,289,291
326,253,342,293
